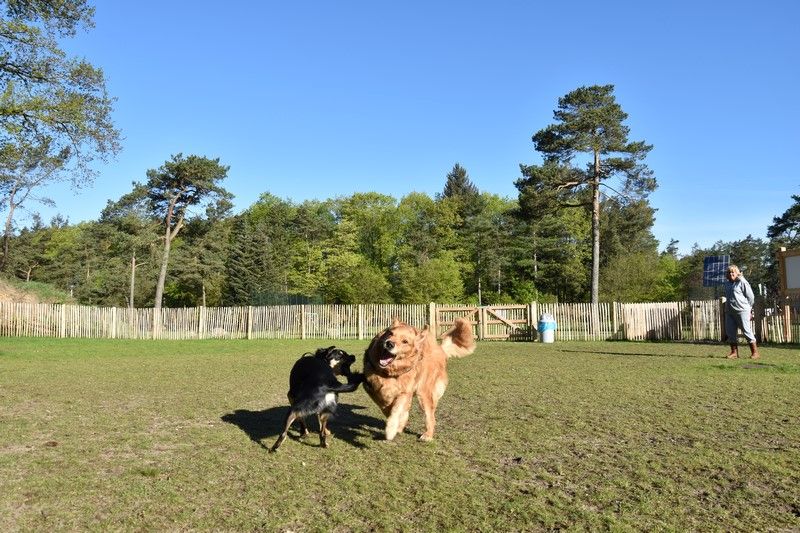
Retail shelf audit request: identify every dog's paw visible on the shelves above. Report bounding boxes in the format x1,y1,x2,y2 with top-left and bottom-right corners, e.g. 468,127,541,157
418,433,434,442
347,372,366,385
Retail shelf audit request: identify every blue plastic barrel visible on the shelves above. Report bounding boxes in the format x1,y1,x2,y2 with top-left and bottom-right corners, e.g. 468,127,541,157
537,314,556,343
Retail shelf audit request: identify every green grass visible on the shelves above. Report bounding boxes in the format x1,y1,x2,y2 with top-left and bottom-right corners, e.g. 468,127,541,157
1,338,799,531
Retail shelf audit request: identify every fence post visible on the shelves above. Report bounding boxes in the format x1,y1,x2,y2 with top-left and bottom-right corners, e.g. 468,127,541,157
111,307,117,339
153,307,159,340
611,302,618,339
300,305,306,340
247,306,253,340
753,298,764,343
428,302,436,334
784,303,792,343
719,297,727,342
59,304,66,338
198,306,205,339
358,305,364,340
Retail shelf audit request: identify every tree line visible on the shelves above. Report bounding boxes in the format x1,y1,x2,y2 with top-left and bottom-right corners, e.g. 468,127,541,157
3,159,796,307
2,2,797,307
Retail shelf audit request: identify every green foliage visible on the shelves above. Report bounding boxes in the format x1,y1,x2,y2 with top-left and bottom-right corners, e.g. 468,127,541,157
5,154,793,305
162,218,231,307
0,10,120,170
439,162,484,224
222,194,336,305
393,251,464,303
142,154,232,222
2,0,95,35
652,252,685,301
395,191,459,264
459,193,516,302
441,162,478,199
322,256,392,304
767,193,800,247
601,251,665,302
667,236,773,300
316,218,394,304
335,192,399,271
514,207,591,302
0,0,120,270
599,197,659,266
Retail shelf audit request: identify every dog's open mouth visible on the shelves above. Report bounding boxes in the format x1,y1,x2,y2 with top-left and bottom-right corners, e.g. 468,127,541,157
379,354,395,367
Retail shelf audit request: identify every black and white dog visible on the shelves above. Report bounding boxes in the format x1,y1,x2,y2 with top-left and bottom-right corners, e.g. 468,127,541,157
270,346,364,452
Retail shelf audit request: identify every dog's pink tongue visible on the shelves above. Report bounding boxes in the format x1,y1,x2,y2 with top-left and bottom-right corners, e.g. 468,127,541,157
380,356,393,367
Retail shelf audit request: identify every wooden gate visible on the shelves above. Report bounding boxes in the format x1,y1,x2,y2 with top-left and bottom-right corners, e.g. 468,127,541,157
434,305,480,338
480,304,535,340
435,304,535,341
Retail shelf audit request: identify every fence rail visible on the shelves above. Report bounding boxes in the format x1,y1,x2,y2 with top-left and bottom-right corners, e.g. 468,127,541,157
1,299,798,343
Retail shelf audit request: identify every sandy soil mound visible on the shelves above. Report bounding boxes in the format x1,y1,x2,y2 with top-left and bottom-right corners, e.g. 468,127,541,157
0,278,41,303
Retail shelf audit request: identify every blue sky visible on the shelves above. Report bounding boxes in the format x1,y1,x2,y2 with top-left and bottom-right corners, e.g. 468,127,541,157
29,1,799,256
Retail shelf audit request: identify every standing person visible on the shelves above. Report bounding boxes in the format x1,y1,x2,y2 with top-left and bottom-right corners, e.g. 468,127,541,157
724,265,760,359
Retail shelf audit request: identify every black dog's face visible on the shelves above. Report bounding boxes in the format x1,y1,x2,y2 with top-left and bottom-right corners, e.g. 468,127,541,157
316,347,356,376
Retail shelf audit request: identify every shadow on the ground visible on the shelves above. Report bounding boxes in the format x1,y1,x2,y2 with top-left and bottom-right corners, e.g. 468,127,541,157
221,403,385,450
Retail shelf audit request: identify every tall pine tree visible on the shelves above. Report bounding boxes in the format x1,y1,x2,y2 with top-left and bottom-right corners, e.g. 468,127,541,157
517,85,656,303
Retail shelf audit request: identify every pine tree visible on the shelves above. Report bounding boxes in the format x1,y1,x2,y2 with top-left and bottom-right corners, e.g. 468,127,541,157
517,85,655,303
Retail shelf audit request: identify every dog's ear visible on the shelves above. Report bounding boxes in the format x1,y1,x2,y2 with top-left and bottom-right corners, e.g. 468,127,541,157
315,346,334,357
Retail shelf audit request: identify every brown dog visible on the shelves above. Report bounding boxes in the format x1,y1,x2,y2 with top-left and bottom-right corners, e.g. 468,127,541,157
362,317,475,441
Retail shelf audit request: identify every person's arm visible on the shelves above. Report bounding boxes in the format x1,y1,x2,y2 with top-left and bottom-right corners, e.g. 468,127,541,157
743,279,755,307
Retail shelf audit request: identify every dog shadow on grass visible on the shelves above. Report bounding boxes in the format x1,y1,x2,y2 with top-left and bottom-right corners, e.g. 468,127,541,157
221,403,385,450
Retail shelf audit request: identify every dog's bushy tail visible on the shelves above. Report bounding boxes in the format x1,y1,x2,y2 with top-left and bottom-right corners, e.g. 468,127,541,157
440,317,476,358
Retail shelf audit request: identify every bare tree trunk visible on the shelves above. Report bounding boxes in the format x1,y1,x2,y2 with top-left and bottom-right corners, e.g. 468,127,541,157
154,225,171,311
591,150,601,305
129,253,136,308
154,197,183,311
1,206,15,271
1,188,19,271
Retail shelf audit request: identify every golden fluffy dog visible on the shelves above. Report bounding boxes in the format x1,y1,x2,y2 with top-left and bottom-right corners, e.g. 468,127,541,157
362,317,475,441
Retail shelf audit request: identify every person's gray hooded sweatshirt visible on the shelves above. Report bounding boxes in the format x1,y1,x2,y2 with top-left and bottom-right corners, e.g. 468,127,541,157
724,275,755,312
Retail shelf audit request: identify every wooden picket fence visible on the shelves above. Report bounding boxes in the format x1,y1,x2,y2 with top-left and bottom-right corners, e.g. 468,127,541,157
0,299,797,343
0,302,429,341
759,297,800,344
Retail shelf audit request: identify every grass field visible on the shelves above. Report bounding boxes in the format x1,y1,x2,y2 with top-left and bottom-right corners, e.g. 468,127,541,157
1,337,799,531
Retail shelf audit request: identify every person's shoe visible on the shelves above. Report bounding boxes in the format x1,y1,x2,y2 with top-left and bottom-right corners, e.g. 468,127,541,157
727,353,739,359
748,342,760,360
